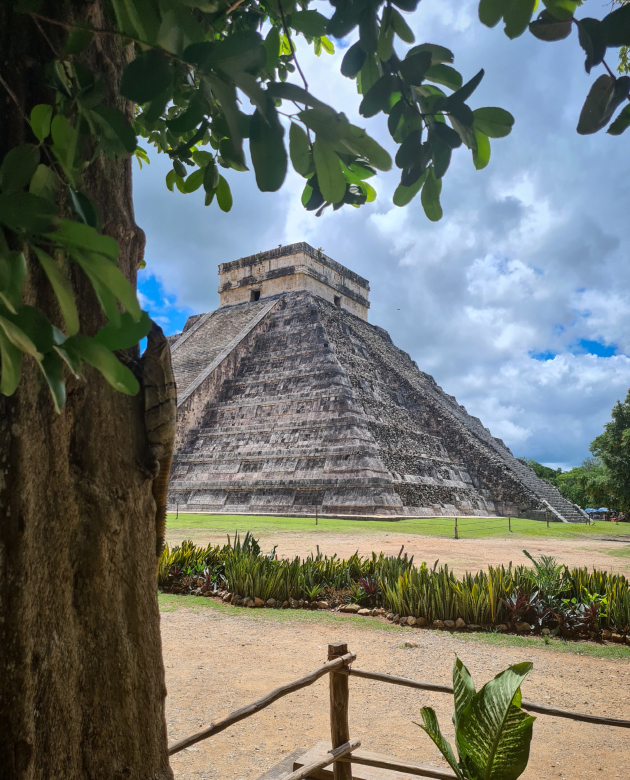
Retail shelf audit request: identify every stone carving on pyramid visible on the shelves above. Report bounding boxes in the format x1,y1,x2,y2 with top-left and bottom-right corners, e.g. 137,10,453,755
166,243,587,522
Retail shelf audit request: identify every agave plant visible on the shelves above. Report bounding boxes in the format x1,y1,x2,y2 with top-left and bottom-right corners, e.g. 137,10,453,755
418,658,535,780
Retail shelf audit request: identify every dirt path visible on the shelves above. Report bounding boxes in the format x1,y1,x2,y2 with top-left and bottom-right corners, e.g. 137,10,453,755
165,528,630,576
162,604,630,780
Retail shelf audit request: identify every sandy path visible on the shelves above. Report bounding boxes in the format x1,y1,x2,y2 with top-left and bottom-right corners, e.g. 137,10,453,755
162,605,630,780
164,528,630,576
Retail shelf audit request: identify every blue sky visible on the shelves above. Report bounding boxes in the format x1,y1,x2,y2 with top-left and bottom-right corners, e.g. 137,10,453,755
134,0,630,470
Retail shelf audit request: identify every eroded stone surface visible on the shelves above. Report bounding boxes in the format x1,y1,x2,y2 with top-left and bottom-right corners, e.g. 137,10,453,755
167,252,586,522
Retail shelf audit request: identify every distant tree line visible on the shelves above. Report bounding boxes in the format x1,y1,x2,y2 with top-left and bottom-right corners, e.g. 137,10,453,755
523,390,630,513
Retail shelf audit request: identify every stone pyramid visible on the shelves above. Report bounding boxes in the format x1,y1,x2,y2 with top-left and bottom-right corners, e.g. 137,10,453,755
167,243,586,522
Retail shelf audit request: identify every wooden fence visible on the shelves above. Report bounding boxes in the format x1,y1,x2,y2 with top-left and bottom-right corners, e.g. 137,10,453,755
168,642,630,779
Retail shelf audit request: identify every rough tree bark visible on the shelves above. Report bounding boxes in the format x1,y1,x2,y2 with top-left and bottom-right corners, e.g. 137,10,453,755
0,2,173,778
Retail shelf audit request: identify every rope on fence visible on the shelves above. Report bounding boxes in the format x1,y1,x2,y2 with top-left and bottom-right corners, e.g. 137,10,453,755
345,668,630,729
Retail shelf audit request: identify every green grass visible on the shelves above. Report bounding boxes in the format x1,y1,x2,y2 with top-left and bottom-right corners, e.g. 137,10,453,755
158,593,630,660
166,512,630,541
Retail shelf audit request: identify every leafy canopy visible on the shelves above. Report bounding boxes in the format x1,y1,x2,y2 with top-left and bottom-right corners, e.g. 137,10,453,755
2,0,630,410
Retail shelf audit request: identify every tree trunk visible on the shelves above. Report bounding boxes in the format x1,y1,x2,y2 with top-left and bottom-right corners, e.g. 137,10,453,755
0,3,172,778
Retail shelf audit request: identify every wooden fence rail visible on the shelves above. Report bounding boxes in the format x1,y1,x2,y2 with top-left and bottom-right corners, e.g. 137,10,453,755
168,651,355,755
168,641,630,779
345,667,630,729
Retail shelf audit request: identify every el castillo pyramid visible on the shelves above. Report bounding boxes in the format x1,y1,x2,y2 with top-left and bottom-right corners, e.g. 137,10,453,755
166,243,586,522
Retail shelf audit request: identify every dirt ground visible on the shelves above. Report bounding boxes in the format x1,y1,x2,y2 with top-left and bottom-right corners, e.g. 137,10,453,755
162,605,630,780
164,527,630,576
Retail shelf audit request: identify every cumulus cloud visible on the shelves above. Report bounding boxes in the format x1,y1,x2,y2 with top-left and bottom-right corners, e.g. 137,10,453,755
132,0,630,468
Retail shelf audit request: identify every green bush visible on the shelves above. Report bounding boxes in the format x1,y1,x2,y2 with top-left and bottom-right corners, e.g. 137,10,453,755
159,538,630,635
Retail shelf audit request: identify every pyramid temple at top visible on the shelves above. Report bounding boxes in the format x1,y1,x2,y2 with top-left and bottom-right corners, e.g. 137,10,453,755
167,243,587,522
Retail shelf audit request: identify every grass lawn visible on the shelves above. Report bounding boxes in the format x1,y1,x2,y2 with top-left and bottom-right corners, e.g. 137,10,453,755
158,593,630,661
166,511,630,541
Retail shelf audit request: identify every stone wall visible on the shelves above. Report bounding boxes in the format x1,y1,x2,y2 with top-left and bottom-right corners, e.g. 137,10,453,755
217,243,370,320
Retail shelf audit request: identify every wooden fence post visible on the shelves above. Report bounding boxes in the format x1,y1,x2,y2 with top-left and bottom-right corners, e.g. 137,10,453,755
176,502,179,519
546,510,549,528
328,642,352,780
454,517,458,540
316,507,318,526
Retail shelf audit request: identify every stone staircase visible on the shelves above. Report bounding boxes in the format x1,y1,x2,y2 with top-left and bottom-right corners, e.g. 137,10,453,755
169,294,406,515
170,298,271,396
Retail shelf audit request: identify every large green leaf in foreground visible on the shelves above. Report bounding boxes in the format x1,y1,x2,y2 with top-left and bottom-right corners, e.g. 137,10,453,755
456,662,535,780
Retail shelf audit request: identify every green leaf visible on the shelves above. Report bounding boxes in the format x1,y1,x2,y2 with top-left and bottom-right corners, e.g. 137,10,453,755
421,167,442,221
32,247,80,335
601,4,630,47
313,140,346,203
0,313,42,359
166,91,207,135
529,10,573,41
453,658,476,731
358,53,381,94
216,175,233,212
0,327,22,395
399,51,433,86
456,662,535,780
39,350,65,412
578,18,606,74
390,8,415,43
503,0,537,39
0,250,27,314
542,0,579,23
408,43,454,64
74,250,141,321
0,192,58,235
479,0,505,28
205,75,243,157
121,0,161,44
0,144,40,193
449,68,485,104
377,17,395,63
90,106,137,155
203,159,220,192
29,165,60,202
337,124,392,171
68,188,98,228
49,219,119,260
341,41,367,78
50,115,79,183
433,122,463,148
119,49,173,105
360,74,398,117
266,82,334,114
250,105,287,193
30,104,53,142
65,334,139,395
577,74,629,135
64,27,94,57
291,10,329,38
417,708,464,779
608,104,630,135
473,127,491,169
424,64,463,91
264,26,281,71
430,135,452,179
94,310,152,350
289,123,311,176
182,167,205,193
393,168,427,206
473,107,515,138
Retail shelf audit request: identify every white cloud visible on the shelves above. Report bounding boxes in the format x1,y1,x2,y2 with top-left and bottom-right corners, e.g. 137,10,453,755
132,0,630,467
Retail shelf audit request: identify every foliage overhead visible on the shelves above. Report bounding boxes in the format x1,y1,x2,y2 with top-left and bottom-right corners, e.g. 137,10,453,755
2,0,630,410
